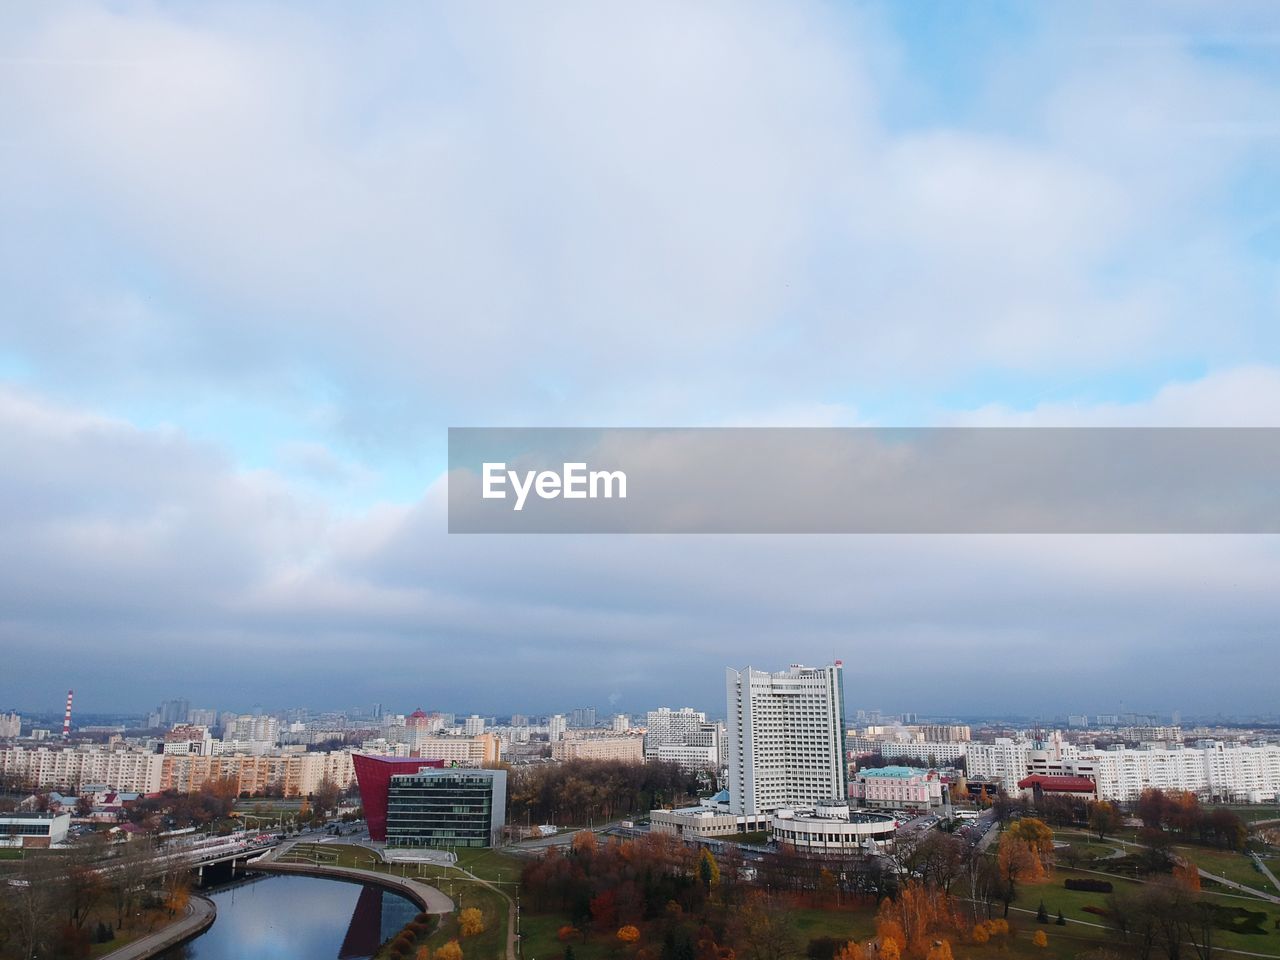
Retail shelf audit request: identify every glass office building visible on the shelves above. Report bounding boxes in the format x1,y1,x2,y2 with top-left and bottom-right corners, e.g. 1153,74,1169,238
386,768,507,848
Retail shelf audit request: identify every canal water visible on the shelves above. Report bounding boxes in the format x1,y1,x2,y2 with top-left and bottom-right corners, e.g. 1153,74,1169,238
159,874,419,960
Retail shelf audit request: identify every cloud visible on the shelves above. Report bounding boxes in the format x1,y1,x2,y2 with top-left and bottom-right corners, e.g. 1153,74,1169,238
1,3,1279,715
2,384,1278,716
956,366,1280,426
2,1,1275,432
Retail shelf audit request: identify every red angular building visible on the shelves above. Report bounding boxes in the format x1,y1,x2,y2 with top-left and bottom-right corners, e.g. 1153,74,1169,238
352,754,447,841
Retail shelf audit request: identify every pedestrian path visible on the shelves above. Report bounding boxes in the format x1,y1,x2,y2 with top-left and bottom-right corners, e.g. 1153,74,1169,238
99,896,215,960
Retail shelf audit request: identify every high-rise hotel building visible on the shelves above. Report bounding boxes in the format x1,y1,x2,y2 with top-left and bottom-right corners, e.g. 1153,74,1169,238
725,662,848,816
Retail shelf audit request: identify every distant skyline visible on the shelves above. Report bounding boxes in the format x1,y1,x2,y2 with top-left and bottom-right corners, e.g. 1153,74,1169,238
3,2,1280,715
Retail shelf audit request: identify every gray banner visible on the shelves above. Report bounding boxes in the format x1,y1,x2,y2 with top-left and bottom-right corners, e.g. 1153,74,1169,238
447,427,1280,533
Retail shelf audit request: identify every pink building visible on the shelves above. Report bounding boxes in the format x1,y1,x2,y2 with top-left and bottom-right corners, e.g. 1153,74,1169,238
848,766,944,811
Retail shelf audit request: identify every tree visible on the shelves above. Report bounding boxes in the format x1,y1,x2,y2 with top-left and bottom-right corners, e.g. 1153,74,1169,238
313,776,341,818
1036,900,1049,924
110,841,158,930
1,855,62,960
434,940,464,960
618,925,641,943
878,940,900,960
997,817,1054,914
997,833,1042,914
1089,801,1121,841
699,848,720,893
76,794,95,818
1055,908,1066,926
924,942,953,960
876,882,961,955
734,893,798,960
162,867,191,918
816,868,837,905
1032,929,1048,948
1137,788,1170,829
459,907,485,937
1172,861,1201,891
65,856,105,930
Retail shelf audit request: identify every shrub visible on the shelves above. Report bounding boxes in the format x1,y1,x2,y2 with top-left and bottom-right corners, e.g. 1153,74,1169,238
1065,877,1113,893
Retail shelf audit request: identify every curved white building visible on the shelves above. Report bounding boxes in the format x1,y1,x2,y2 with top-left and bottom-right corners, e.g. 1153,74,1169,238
770,802,897,853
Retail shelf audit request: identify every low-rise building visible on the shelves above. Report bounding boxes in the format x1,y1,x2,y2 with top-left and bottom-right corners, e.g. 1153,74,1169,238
849,766,945,811
0,812,71,848
1017,774,1098,803
650,804,770,839
386,768,507,848
770,803,897,854
551,735,644,763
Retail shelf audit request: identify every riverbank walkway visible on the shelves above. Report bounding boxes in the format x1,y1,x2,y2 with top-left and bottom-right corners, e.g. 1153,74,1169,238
99,895,216,960
256,859,455,914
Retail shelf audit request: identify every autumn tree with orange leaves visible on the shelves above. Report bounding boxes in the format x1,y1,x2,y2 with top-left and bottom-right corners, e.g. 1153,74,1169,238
875,881,963,958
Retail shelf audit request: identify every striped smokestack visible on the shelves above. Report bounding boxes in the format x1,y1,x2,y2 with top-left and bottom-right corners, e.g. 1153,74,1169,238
62,689,73,739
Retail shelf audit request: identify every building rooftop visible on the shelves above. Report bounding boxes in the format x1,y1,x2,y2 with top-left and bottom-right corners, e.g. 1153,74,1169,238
859,766,923,779
1017,774,1097,792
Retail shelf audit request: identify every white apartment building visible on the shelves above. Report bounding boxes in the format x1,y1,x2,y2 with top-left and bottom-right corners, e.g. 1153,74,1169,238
1085,741,1280,803
0,746,164,793
967,736,1080,794
646,707,707,746
0,712,21,739
726,663,848,817
846,736,967,766
644,708,721,770
551,735,644,762
409,734,502,766
463,715,486,736
228,715,280,743
548,714,567,743
968,735,1280,803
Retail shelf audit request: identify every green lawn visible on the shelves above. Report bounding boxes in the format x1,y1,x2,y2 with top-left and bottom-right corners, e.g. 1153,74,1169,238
414,883,508,960
519,913,617,960
1018,868,1280,957
789,905,877,943
1057,837,1122,863
1174,844,1280,896
0,848,23,860
1225,805,1280,823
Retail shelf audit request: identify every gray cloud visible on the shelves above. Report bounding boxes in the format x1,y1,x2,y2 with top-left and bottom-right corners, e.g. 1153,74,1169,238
2,387,1278,716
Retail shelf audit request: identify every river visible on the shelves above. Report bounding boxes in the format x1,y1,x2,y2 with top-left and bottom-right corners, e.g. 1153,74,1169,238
159,874,419,960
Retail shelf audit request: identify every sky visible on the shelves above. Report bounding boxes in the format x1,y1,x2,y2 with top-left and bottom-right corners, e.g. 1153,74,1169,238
1,1,1279,719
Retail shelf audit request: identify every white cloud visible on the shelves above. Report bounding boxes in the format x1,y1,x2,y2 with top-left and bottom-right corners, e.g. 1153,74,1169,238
3,0,1274,425
956,365,1280,426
